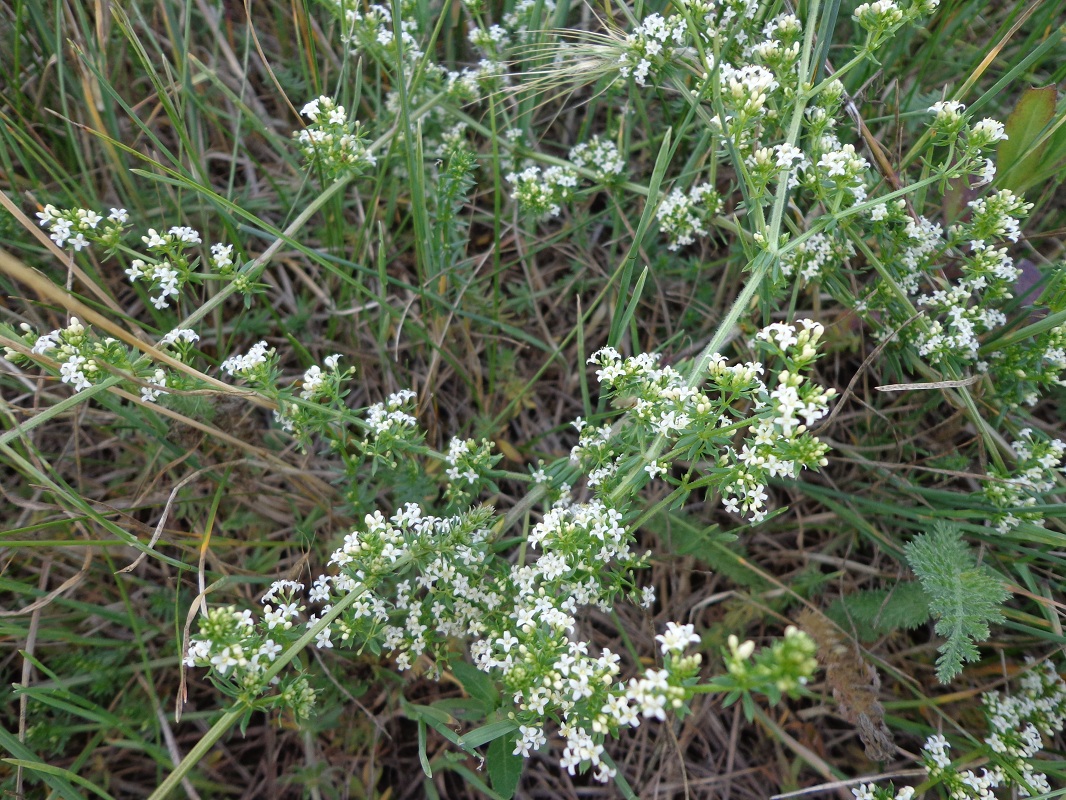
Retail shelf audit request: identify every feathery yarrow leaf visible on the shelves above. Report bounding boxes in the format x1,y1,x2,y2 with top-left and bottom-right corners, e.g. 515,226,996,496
904,522,1008,682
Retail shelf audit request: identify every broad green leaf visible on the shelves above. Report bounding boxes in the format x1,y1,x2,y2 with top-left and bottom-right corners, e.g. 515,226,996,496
487,734,523,799
997,85,1057,193
451,659,500,707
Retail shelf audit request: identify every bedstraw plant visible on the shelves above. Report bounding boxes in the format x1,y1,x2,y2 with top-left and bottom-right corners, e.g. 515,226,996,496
2,0,1066,796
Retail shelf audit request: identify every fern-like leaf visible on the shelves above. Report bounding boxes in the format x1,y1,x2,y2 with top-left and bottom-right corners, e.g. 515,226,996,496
904,522,1009,683
827,582,931,642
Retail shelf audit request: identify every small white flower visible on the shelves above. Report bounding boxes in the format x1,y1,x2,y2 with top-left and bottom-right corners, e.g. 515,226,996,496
655,621,701,654
301,98,323,120
315,626,334,649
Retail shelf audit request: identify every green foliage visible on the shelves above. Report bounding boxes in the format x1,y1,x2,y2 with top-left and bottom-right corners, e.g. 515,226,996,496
904,523,1010,682
486,734,523,799
827,582,932,642
433,146,478,273
998,85,1066,196
3,0,1066,795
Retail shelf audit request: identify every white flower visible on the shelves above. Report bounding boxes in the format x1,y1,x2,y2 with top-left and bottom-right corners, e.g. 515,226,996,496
314,626,334,649
140,368,167,403
142,229,167,248
641,586,656,608
257,639,282,662
970,117,1008,144
655,621,700,654
209,645,243,675
221,341,271,376
513,725,546,757
929,99,965,122
59,354,92,391
160,328,200,347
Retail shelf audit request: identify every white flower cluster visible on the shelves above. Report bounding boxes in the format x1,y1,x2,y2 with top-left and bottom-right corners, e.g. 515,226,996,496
140,368,167,403
779,230,855,283
617,12,687,86
927,101,1007,187
123,226,203,309
656,183,723,250
468,23,510,57
34,205,208,311
721,63,781,125
295,96,377,177
159,328,200,349
298,355,342,401
187,335,832,785
210,242,236,273
363,389,417,438
126,262,177,309
253,480,696,785
444,437,493,487
860,659,1066,800
984,429,1066,534
509,137,628,225
674,0,759,44
746,141,809,196
853,0,904,32
852,0,939,47
184,605,281,675
469,498,694,783
8,316,190,402
506,164,579,218
857,181,1032,372
183,588,318,720
890,189,1026,366
501,0,555,42
750,13,803,75
36,205,127,251
445,58,508,100
26,317,98,392
321,0,423,61
271,354,346,439
569,136,626,184
220,340,273,379
579,320,834,522
130,327,201,403
801,135,872,206
845,112,1021,370
984,661,1066,785
312,503,495,667
851,784,915,800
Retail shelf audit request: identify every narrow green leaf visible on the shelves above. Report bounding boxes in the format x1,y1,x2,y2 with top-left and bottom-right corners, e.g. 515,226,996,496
1,759,114,800
457,720,518,749
0,728,86,800
417,719,432,777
